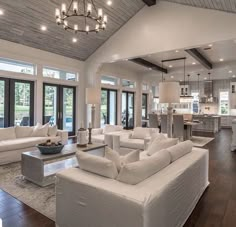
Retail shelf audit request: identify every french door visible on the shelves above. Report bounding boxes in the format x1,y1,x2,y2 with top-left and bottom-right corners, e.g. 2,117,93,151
0,77,34,128
122,91,135,129
101,88,117,127
43,83,76,136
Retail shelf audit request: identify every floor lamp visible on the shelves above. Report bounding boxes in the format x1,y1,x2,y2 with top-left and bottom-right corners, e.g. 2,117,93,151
86,88,101,128
159,82,180,138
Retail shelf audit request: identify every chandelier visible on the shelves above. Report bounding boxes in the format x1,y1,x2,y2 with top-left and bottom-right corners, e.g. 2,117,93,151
55,0,108,34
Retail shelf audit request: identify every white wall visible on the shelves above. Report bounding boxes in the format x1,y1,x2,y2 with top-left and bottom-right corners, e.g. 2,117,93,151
0,39,85,131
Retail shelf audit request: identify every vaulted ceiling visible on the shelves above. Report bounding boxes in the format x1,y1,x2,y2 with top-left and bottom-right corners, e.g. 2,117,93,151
0,0,145,61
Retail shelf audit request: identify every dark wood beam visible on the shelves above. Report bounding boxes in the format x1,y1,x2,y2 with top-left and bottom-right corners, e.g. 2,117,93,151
185,48,213,70
129,58,168,74
142,0,157,7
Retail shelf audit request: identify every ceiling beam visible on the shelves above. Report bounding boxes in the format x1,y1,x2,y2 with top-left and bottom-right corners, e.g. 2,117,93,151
142,0,157,7
185,48,213,70
129,58,168,74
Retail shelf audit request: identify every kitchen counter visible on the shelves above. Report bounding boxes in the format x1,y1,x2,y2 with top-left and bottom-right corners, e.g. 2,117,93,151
192,115,221,133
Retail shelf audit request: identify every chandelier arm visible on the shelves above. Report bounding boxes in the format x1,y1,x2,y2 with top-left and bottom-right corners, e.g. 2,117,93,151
91,0,98,15
83,0,87,27
67,0,74,15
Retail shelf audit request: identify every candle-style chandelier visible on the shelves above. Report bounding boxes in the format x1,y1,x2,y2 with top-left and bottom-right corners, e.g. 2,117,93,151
55,0,108,34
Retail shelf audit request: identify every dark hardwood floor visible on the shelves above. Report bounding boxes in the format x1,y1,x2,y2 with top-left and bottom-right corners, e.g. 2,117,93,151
0,129,236,227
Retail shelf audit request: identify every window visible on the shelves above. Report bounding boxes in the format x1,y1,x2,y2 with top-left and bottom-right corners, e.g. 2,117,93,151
219,91,229,115
122,91,135,129
43,67,77,81
101,76,118,85
142,94,148,119
191,92,199,114
122,79,136,88
0,58,35,75
142,83,148,91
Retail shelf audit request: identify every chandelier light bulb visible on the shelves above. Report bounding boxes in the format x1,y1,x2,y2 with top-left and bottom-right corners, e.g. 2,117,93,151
103,15,108,24
98,8,103,18
86,25,90,33
61,3,66,15
102,23,106,30
73,1,78,13
95,24,100,32
56,17,61,25
72,37,78,43
55,8,60,18
87,3,92,14
74,24,78,31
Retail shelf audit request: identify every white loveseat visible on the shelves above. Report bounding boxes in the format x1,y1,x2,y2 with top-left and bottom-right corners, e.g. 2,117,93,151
0,125,68,165
56,146,209,227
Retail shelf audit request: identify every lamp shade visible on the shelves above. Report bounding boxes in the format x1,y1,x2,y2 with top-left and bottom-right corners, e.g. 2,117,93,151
159,82,180,104
86,88,101,104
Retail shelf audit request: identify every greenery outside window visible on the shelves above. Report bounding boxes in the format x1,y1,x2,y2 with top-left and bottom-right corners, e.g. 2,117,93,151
219,91,229,115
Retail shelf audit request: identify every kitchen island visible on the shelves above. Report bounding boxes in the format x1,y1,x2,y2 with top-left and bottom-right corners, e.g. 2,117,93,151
192,115,221,133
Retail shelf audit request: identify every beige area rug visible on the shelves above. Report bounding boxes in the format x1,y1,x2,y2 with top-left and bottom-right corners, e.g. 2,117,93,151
191,136,214,147
0,163,55,221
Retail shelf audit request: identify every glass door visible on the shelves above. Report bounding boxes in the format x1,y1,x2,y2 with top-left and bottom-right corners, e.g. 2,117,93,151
100,88,117,127
43,83,76,136
122,91,134,129
0,79,6,128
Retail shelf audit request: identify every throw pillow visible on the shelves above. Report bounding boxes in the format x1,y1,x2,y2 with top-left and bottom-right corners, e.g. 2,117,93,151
105,147,140,172
76,151,118,179
167,140,193,162
131,127,151,139
117,149,171,185
148,133,166,148
147,138,178,156
0,127,16,141
103,125,116,134
48,125,58,137
31,123,49,137
15,126,33,138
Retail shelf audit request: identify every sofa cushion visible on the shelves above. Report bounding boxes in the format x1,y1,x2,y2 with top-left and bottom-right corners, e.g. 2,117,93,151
105,147,140,171
148,133,166,148
15,126,33,138
167,140,193,162
147,138,178,156
0,127,16,141
48,125,58,137
92,134,105,143
117,149,171,185
31,123,49,137
120,138,145,150
0,136,61,152
131,127,151,139
76,151,118,179
103,125,123,134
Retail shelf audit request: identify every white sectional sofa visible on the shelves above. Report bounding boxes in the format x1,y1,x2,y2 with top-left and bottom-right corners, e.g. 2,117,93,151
0,125,68,165
56,145,209,227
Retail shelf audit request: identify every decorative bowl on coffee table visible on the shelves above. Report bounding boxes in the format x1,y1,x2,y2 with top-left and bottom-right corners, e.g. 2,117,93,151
37,143,64,155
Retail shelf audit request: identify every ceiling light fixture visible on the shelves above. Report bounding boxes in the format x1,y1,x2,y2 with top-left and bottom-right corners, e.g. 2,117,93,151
233,75,236,78
219,58,224,62
171,76,174,79
107,0,112,6
169,65,173,68
204,77,207,80
192,62,196,65
55,0,108,34
229,70,233,73
72,37,78,43
175,50,179,53
41,25,47,31
0,9,4,15
208,44,213,47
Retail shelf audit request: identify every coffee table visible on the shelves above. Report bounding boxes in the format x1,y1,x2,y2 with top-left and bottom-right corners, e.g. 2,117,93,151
21,143,106,187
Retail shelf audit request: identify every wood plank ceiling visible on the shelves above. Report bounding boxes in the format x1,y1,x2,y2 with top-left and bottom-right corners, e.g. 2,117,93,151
0,0,145,61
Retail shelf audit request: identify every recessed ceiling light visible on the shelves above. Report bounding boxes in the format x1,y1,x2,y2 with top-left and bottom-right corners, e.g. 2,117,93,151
41,25,47,31
229,70,232,73
180,79,183,82
171,76,174,79
233,75,236,78
175,50,179,53
169,65,173,68
0,9,4,15
72,37,78,43
107,0,112,6
192,62,196,65
204,77,207,80
219,58,224,62
148,68,152,70
208,44,213,47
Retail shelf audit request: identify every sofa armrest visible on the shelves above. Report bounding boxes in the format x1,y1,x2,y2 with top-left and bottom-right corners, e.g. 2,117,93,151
112,135,121,151
144,137,151,150
57,130,68,144
92,128,103,135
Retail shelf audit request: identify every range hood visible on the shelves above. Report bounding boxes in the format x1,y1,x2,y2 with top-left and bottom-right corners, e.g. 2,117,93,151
200,80,218,103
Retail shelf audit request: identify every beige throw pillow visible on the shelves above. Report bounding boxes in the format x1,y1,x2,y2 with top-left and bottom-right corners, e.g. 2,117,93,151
48,125,58,137
147,138,178,156
31,123,49,137
76,151,118,179
117,149,171,185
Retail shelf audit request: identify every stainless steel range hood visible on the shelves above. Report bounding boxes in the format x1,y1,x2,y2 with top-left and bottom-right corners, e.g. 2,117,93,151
200,80,218,103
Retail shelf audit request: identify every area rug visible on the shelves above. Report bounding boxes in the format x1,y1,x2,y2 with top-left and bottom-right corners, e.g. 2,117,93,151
0,162,55,221
191,136,214,147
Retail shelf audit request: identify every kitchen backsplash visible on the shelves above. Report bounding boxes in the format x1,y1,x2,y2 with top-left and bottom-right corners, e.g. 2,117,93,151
199,104,218,114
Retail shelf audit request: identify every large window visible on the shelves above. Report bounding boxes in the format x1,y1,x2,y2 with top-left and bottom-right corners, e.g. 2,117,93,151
122,79,136,88
43,83,76,136
142,94,148,119
43,67,77,81
100,88,117,127
101,76,119,86
191,92,199,114
219,91,229,115
0,58,35,75
0,78,34,127
122,91,134,129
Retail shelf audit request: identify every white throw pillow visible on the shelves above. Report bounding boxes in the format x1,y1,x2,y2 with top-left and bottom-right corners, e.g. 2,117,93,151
31,123,49,137
48,125,58,137
105,147,140,172
167,140,193,162
147,138,178,156
117,149,171,185
76,151,118,179
15,126,33,138
103,125,123,134
0,127,16,141
148,133,166,148
131,127,151,139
